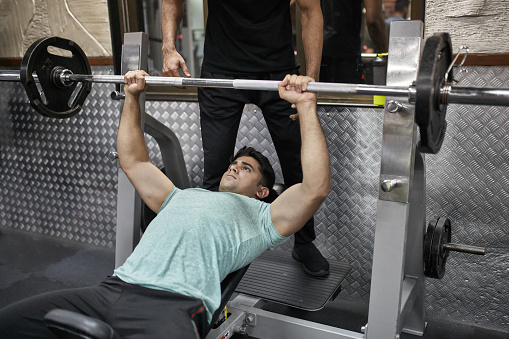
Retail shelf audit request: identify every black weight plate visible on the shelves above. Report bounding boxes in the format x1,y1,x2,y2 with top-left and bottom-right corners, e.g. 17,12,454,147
415,33,453,154
20,37,92,119
431,218,451,279
424,217,438,278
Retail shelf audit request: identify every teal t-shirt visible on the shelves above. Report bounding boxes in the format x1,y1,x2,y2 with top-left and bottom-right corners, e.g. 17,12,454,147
114,187,288,322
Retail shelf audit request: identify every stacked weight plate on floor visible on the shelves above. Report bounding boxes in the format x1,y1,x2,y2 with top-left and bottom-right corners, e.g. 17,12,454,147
424,217,452,279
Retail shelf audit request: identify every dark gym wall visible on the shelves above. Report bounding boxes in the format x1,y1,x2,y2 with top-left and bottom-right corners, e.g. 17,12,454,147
0,65,508,333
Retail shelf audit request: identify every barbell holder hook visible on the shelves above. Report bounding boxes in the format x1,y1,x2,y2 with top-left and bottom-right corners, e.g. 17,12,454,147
445,46,470,83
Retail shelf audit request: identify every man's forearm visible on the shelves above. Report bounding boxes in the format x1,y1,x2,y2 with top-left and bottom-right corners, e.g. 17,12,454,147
297,101,330,198
270,76,330,236
161,0,184,53
367,19,388,53
365,0,388,53
117,94,150,171
300,6,323,80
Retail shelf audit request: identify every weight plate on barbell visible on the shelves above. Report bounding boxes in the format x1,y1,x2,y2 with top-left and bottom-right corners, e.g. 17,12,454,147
20,37,92,119
415,33,453,154
424,216,452,279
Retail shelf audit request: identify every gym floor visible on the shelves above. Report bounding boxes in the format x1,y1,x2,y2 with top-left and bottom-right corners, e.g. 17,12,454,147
0,226,507,339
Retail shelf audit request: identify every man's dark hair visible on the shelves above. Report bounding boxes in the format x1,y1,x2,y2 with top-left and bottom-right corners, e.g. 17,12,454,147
395,0,409,12
232,146,276,202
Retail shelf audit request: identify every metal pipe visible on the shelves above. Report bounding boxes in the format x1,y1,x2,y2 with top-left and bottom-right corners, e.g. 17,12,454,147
448,87,509,107
443,243,486,255
0,71,20,82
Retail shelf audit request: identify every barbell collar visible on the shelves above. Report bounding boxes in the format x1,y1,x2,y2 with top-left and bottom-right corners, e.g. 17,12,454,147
408,84,417,104
443,243,486,255
110,91,124,100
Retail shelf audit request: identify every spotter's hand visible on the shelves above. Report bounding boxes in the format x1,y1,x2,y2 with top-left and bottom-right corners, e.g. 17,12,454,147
124,70,150,96
162,49,191,78
278,75,317,119
162,49,190,89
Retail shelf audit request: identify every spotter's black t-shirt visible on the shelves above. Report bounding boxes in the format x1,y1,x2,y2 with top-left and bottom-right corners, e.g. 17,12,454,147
321,0,362,58
202,0,299,74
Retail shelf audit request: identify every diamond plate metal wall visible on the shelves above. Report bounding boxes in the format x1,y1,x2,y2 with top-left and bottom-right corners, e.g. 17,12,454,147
425,67,509,331
0,66,120,248
0,65,508,332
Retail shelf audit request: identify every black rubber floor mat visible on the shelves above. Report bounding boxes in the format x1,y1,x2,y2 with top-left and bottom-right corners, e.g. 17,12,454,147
236,250,351,311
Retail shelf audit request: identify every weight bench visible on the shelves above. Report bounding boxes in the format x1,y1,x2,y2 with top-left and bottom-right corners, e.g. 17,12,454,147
44,253,350,339
44,184,350,338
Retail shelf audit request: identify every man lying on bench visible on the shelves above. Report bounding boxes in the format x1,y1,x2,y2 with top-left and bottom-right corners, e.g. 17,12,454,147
0,73,331,339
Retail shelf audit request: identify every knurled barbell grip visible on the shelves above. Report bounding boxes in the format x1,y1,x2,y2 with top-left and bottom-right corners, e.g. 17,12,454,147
443,243,486,255
232,79,410,97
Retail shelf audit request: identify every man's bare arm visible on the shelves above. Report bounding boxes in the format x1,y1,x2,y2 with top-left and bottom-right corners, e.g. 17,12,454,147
364,0,388,53
271,75,331,237
161,0,191,77
296,0,323,80
117,71,174,213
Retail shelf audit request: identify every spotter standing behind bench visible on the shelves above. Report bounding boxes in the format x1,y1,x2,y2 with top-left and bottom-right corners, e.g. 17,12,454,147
0,73,331,339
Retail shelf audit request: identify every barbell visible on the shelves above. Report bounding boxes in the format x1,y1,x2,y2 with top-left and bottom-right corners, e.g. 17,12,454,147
1,34,509,154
